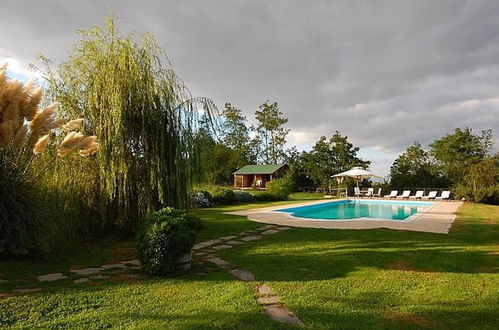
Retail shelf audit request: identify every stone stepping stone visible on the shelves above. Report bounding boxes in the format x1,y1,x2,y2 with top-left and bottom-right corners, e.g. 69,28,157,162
206,257,231,268
257,296,280,305
122,273,147,280
240,235,263,242
121,259,141,266
277,226,291,231
0,279,9,283
198,239,221,248
129,266,142,270
212,244,233,251
36,273,68,282
71,267,104,276
73,278,91,284
12,288,41,294
229,269,256,282
262,305,305,327
192,243,206,250
259,225,277,230
226,240,244,245
0,292,13,299
101,263,127,270
89,275,111,280
219,235,237,241
257,284,275,296
238,230,257,235
261,229,280,235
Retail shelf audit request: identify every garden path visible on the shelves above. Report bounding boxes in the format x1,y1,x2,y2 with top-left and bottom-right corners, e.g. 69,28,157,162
1,224,305,327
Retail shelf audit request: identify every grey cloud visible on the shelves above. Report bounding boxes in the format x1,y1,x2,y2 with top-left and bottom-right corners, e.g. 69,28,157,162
1,0,498,175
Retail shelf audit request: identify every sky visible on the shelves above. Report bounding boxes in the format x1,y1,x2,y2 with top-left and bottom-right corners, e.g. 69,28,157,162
1,0,499,177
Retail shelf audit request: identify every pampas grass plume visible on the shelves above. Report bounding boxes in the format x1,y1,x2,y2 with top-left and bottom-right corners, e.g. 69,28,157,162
33,134,50,154
58,131,84,156
62,118,84,131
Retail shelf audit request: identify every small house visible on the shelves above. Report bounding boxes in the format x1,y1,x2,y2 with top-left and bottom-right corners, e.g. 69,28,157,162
233,164,289,189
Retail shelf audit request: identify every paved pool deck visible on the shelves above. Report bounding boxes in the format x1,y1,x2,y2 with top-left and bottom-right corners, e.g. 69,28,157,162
226,199,463,234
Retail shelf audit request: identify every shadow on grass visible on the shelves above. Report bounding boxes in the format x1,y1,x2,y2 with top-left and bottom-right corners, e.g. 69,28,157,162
216,221,499,281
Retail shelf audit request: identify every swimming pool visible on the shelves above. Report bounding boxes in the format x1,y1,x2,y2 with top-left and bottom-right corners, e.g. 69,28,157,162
278,199,434,221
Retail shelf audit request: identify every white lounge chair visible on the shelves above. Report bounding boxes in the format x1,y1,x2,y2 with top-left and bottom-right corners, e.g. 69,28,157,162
399,190,411,199
366,187,374,198
436,191,451,201
373,188,382,197
423,191,437,199
410,190,424,199
384,190,398,198
354,187,362,197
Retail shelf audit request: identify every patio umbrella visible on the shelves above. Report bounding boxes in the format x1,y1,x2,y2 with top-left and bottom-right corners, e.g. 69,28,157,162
331,166,382,189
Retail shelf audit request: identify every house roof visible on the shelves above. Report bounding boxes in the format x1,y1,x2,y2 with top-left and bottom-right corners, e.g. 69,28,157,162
234,164,287,175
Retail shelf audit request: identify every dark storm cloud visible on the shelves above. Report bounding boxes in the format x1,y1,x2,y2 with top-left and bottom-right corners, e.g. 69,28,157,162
1,0,498,174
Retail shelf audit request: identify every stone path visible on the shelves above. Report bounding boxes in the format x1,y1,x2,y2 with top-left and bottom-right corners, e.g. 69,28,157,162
194,224,305,327
0,260,144,298
1,223,304,327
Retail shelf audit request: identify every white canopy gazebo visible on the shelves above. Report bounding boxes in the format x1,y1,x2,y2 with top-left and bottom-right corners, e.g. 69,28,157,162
331,166,382,190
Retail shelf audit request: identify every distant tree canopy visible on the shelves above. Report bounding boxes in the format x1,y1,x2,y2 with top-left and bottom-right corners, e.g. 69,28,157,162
221,103,255,167
389,128,494,189
255,101,289,164
291,131,370,189
430,128,493,185
390,143,448,189
196,100,293,185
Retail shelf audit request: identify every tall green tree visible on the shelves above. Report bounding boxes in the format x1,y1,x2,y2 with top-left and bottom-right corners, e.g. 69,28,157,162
430,128,492,185
221,103,254,166
255,101,289,164
41,17,216,233
390,143,448,189
297,131,370,188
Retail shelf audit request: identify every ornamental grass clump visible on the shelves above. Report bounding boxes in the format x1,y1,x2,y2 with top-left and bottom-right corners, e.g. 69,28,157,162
0,64,99,257
137,208,202,276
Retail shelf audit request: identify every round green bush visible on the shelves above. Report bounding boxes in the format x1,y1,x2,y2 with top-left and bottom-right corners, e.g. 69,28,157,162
210,188,236,204
233,190,255,203
265,175,294,200
137,207,202,276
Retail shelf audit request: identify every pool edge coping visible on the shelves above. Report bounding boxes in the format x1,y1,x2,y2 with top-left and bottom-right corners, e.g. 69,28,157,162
225,198,463,234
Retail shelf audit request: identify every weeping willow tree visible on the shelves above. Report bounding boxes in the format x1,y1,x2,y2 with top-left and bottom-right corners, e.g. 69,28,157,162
41,17,217,233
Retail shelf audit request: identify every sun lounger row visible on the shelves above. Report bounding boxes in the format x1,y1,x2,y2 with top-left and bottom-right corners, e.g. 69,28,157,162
384,190,450,200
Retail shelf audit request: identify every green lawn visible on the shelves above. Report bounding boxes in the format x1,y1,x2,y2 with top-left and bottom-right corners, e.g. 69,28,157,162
195,192,324,241
1,201,498,329
219,202,499,329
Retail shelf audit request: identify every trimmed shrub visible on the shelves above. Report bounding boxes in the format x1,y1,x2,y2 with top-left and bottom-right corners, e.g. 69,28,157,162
233,190,255,203
210,188,236,204
254,192,281,202
137,208,202,276
265,176,294,200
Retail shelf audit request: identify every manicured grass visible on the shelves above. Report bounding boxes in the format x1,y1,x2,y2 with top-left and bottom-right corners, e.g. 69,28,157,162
0,239,135,283
219,202,499,329
0,268,274,329
194,192,324,241
1,201,497,329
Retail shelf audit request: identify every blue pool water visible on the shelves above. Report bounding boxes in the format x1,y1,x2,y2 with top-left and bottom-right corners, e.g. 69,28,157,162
278,200,434,221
